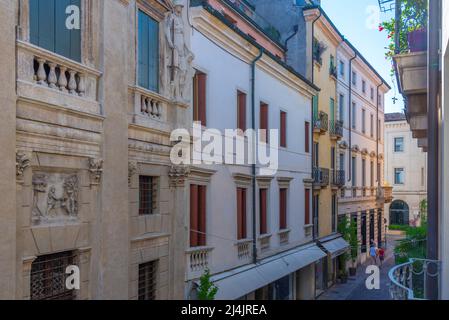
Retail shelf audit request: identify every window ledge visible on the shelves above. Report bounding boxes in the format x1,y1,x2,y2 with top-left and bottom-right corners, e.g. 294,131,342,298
258,233,272,241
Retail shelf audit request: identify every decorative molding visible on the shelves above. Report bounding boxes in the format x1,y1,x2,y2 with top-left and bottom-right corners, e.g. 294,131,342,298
339,141,348,149
370,151,377,158
188,166,217,185
88,158,103,186
232,173,252,188
277,177,294,189
256,175,274,188
16,150,31,183
168,165,190,187
128,161,138,187
351,145,360,153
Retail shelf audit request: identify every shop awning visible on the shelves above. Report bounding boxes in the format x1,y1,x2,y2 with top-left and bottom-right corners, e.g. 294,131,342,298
321,237,350,259
202,244,326,300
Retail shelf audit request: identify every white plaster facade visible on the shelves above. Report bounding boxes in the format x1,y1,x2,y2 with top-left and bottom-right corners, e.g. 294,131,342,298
384,116,427,227
336,41,390,262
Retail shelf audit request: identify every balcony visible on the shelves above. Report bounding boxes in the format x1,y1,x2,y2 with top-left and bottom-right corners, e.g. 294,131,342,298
329,120,343,140
331,169,345,188
377,185,393,203
313,167,329,187
329,65,338,80
186,246,214,280
313,111,329,134
389,259,441,300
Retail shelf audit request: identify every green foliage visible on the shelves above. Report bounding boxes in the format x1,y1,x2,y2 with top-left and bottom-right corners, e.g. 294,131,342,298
338,216,359,266
197,269,218,300
378,0,428,74
394,221,427,265
389,224,412,231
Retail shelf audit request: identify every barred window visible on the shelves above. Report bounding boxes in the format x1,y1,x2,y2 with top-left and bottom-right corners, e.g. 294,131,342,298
139,176,158,215
30,251,77,300
138,261,158,300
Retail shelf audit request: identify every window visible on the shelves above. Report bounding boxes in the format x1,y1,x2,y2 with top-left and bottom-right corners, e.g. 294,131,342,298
313,195,319,238
362,80,366,93
304,189,311,225
371,87,374,100
280,111,287,147
352,156,357,187
259,189,268,234
138,261,157,300
421,167,425,186
30,0,81,62
31,251,77,300
305,121,310,153
352,102,356,129
237,188,247,240
279,188,287,230
352,71,357,86
313,142,319,167
339,60,345,77
370,161,374,187
394,137,404,152
193,71,207,126
260,103,269,143
339,94,345,123
378,94,383,107
139,176,157,215
362,109,366,133
331,195,337,232
138,10,159,92
394,168,405,185
370,114,374,137
378,120,382,141
362,159,366,187
190,185,207,247
237,91,247,132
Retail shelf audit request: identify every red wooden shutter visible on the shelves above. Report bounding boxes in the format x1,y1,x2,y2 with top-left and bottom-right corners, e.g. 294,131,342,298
279,189,287,230
305,189,310,225
198,185,207,246
260,103,268,143
193,72,207,126
241,189,247,239
237,92,247,132
190,185,199,247
259,189,267,234
236,188,247,240
305,121,310,153
280,111,287,147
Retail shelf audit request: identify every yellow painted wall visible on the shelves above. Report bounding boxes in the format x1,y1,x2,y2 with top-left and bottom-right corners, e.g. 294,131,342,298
313,26,338,239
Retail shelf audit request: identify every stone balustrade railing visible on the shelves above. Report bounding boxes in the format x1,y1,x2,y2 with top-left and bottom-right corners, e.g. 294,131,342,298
236,240,252,260
186,246,213,273
17,40,101,103
131,86,169,125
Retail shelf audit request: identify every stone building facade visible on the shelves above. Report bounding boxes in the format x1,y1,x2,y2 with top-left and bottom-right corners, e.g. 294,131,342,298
0,0,193,300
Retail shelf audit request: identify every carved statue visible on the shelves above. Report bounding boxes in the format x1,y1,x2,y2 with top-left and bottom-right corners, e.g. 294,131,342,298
165,0,195,103
16,151,31,181
62,175,78,217
89,158,103,185
46,186,60,217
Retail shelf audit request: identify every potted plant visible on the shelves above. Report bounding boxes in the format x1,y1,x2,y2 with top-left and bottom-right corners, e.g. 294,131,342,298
338,269,348,284
379,0,428,72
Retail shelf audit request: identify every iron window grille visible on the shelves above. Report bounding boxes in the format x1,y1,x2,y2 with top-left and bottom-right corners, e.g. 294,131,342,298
138,260,158,300
139,176,158,215
30,251,77,300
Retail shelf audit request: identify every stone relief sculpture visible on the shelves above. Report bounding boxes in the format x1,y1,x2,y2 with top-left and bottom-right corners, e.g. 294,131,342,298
164,0,195,103
168,165,190,187
16,151,31,182
88,157,103,185
32,173,79,225
128,161,137,186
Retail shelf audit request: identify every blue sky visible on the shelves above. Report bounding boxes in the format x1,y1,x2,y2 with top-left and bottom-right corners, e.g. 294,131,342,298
321,0,404,114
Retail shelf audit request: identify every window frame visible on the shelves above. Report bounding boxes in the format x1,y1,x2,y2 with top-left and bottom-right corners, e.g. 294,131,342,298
394,168,405,185
394,137,405,153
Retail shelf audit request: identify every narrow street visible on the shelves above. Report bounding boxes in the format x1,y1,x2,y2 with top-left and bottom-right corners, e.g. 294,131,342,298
319,234,404,300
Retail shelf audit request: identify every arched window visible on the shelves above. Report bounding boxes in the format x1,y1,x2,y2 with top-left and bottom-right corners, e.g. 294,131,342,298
389,200,410,225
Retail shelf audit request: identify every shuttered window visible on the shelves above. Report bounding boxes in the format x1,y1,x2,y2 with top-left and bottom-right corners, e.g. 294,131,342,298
279,188,287,230
193,71,207,126
304,189,311,225
305,121,310,153
236,188,247,240
138,10,159,92
260,103,269,143
29,0,81,62
280,111,287,147
190,185,207,247
259,189,268,235
237,91,247,132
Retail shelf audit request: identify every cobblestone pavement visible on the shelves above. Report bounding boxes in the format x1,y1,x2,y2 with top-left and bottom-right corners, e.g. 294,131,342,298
318,234,405,300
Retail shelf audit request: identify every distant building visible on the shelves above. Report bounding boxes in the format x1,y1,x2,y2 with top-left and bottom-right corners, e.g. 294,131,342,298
384,113,427,227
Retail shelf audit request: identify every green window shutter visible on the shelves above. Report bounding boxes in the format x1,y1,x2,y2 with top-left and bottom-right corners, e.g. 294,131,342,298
138,10,159,92
312,95,318,121
30,0,81,62
330,98,335,122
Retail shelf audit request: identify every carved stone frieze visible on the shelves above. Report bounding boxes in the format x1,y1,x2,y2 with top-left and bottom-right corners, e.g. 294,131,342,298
88,158,103,186
16,151,31,183
168,165,190,187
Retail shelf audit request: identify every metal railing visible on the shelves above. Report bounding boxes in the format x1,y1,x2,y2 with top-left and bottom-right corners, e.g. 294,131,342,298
313,167,330,186
313,111,329,133
331,169,345,187
329,120,343,138
389,258,441,300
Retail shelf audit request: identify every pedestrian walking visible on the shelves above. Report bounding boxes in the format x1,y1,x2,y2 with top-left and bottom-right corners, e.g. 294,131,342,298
378,247,385,267
369,242,378,265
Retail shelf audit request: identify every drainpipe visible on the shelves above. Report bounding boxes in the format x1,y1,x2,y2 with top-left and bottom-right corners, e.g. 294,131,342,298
348,52,357,182
284,25,299,63
251,48,263,265
311,10,321,241
427,0,441,300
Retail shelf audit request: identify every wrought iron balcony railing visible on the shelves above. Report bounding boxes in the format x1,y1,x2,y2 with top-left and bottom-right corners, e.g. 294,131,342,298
313,167,329,187
331,169,345,188
329,120,343,139
389,258,441,300
313,111,329,133
329,65,338,79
